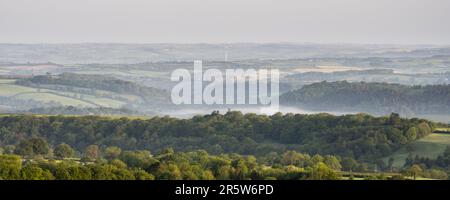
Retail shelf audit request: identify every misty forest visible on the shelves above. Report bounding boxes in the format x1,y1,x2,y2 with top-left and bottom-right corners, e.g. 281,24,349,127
0,44,450,180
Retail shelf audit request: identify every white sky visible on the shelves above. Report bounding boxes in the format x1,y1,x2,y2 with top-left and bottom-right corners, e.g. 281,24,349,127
0,0,449,44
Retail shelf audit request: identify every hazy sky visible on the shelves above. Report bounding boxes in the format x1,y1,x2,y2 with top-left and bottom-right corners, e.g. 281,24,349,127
1,0,450,44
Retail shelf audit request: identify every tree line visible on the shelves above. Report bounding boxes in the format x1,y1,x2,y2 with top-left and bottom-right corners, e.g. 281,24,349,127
0,112,436,163
0,145,348,180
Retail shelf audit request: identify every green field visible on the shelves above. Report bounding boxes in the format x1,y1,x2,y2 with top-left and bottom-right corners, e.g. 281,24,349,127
83,96,126,108
15,92,96,107
129,70,169,78
0,79,16,84
386,133,450,167
76,70,169,78
42,90,127,108
76,70,134,77
0,84,37,96
0,82,129,108
435,128,450,132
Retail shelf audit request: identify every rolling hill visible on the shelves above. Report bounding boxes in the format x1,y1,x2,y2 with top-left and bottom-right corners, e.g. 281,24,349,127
280,81,450,116
386,132,450,168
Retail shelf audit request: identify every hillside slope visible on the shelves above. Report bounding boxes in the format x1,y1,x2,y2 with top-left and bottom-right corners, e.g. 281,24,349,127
386,132,450,167
281,81,450,116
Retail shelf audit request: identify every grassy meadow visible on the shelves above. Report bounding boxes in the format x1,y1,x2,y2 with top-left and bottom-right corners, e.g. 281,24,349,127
386,133,450,168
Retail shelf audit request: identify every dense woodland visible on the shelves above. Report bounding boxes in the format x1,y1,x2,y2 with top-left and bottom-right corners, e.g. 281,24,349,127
0,111,445,180
0,147,348,180
0,112,436,163
281,81,450,115
1,137,448,180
